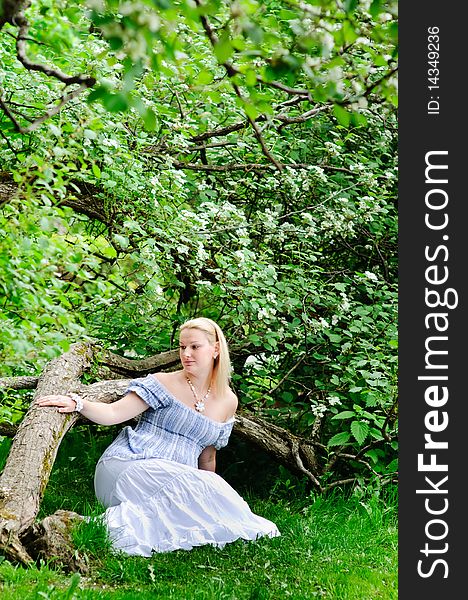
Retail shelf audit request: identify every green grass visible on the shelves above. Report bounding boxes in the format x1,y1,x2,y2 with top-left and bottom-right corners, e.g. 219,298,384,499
0,491,397,599
0,428,397,599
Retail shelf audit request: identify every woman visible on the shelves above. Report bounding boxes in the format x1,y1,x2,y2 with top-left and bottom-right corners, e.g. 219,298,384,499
37,317,280,556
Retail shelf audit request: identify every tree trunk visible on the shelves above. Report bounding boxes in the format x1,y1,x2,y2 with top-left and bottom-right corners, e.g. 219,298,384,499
0,343,322,567
0,343,94,563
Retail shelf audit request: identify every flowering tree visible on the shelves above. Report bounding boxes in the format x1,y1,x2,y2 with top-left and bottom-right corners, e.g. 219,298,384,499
0,0,397,565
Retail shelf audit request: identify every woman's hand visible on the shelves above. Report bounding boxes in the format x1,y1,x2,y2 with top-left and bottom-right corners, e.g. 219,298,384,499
36,394,79,413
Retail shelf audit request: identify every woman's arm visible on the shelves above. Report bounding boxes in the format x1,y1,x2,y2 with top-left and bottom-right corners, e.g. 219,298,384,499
36,391,149,426
198,445,217,472
197,393,237,472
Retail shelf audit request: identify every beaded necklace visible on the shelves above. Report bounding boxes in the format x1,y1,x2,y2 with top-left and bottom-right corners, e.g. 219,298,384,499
186,376,212,413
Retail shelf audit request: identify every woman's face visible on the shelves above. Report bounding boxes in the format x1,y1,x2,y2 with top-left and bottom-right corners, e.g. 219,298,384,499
179,328,218,374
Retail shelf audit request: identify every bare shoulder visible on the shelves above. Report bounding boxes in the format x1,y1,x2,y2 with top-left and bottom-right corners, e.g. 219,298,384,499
225,388,238,417
151,371,180,384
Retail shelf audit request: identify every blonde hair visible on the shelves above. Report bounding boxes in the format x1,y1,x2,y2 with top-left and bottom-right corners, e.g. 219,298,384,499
179,317,232,395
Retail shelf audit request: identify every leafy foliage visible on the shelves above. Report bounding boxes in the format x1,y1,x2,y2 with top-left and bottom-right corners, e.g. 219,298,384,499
0,0,398,490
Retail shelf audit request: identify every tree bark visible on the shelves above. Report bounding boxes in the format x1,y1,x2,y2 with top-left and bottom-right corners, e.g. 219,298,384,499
0,1,30,29
21,510,88,573
0,342,94,563
0,375,39,390
100,348,180,377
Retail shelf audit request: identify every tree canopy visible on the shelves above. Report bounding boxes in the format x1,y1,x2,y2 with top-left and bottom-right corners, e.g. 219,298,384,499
0,0,398,492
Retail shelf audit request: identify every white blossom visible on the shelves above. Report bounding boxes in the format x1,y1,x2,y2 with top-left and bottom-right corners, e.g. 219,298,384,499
327,396,342,406
340,292,351,312
364,271,378,282
102,138,120,148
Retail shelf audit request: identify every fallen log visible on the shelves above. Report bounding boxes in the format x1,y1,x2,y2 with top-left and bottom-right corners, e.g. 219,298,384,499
0,342,95,564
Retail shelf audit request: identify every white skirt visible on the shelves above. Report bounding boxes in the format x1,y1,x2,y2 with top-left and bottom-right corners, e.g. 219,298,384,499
94,456,280,557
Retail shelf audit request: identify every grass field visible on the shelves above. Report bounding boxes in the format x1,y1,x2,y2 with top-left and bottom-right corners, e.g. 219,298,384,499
0,428,398,599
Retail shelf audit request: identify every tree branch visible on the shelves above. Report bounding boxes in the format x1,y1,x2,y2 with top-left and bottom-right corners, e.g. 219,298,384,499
0,3,95,132
100,348,180,377
194,0,283,171
169,160,327,172
19,84,95,134
0,423,17,437
0,0,30,30
0,342,95,563
15,16,95,87
0,375,39,389
291,439,323,492
190,119,253,143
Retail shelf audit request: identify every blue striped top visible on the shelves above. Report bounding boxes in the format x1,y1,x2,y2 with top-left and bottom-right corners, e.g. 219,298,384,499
99,375,235,468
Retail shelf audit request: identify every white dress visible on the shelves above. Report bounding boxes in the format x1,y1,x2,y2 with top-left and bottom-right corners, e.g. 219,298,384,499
93,375,280,556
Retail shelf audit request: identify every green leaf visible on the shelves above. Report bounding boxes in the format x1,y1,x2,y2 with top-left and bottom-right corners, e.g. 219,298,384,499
350,421,369,445
244,102,259,121
142,108,157,131
113,234,129,249
332,410,355,420
333,104,350,127
328,432,351,447
334,282,347,292
245,69,257,87
279,9,298,21
102,93,129,112
86,86,109,103
364,449,379,464
344,0,358,13
196,70,214,85
84,129,97,140
374,55,388,67
351,112,368,127
369,0,383,18
107,36,124,51
214,35,233,63
342,21,358,44
243,23,264,45
48,124,61,136
369,427,385,441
